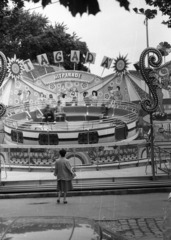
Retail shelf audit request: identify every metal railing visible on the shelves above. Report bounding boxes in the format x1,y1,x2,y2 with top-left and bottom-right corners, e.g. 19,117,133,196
0,140,171,185
154,146,171,175
0,139,148,169
144,144,171,175
4,101,139,132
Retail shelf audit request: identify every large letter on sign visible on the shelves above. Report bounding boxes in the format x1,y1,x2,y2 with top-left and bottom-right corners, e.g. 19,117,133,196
53,51,64,63
85,52,96,64
101,56,113,69
37,53,49,66
23,59,34,72
70,50,80,63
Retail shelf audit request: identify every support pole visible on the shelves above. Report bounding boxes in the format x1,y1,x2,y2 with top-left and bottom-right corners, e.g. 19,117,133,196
150,112,155,180
145,17,149,48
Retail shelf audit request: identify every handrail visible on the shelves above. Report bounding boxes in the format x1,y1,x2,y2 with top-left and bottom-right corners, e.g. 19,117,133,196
1,140,147,171
0,139,146,149
146,145,171,175
6,100,139,115
4,101,139,132
1,139,170,176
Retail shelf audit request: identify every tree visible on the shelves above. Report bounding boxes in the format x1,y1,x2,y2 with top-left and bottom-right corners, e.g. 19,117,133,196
145,0,171,27
0,8,89,71
1,0,171,28
0,0,130,16
1,1,171,27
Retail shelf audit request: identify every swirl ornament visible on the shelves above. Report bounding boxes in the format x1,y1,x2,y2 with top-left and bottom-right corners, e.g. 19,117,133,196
0,103,6,117
0,52,7,117
0,51,7,87
139,48,163,113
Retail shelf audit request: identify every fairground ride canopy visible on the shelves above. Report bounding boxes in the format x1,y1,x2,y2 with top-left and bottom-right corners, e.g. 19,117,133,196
1,60,171,106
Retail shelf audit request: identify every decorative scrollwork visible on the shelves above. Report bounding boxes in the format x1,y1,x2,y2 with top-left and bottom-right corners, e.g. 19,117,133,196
0,52,7,117
0,51,7,87
139,47,163,113
0,103,6,117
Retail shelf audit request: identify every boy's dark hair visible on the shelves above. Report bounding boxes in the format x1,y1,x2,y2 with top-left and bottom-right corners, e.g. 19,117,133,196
92,90,97,96
83,92,88,97
59,149,66,157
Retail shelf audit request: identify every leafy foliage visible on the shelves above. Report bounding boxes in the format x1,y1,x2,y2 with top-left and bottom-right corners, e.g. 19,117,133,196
0,0,130,17
145,0,171,27
133,8,157,20
0,8,89,71
116,0,129,11
0,0,171,27
58,0,101,16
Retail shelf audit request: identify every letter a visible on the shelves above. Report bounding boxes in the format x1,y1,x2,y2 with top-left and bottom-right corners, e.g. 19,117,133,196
37,53,49,66
70,50,80,63
101,56,113,69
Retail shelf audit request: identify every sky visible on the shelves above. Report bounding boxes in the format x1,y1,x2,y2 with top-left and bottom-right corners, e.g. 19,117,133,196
25,0,171,77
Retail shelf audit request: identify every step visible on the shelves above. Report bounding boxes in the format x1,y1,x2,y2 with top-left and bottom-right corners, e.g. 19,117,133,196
1,179,171,193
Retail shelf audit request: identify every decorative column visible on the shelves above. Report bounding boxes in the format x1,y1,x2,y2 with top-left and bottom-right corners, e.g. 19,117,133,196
139,47,163,180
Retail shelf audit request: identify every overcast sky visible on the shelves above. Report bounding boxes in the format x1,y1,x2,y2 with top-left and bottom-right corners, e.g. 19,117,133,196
25,0,171,77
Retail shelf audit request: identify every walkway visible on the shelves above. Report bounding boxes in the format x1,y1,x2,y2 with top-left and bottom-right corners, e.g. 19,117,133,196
1,160,168,182
0,162,170,240
0,193,168,240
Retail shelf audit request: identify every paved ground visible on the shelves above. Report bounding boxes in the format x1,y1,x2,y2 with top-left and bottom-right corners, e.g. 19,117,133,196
99,217,163,239
0,193,169,240
1,155,170,239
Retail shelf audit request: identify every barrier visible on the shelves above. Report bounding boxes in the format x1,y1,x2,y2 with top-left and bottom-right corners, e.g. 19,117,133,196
5,101,139,133
78,131,99,144
115,123,128,141
78,132,88,144
39,133,49,145
11,130,23,143
39,133,58,145
0,140,147,168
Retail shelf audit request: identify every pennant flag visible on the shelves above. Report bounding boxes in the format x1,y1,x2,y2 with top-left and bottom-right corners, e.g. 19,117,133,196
37,53,49,66
101,56,113,69
23,59,34,72
53,51,64,63
85,52,96,64
70,50,80,63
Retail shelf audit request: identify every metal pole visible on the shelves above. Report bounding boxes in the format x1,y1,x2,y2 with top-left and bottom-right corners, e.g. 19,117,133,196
150,112,155,180
146,17,155,179
145,17,149,94
145,17,149,48
73,148,76,170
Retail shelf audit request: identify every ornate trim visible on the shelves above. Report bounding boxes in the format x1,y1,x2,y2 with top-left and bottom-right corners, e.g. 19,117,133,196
139,47,163,113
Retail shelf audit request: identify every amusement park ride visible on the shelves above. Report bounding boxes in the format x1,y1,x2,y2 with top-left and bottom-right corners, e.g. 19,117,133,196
0,48,171,173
